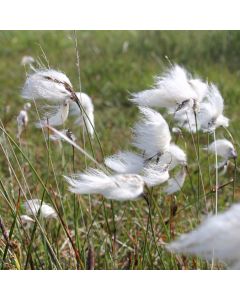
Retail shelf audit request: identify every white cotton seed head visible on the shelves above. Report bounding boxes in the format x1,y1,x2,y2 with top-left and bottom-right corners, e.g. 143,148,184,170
75,110,95,138
188,78,209,105
172,127,182,134
173,108,197,133
20,215,35,224
17,110,28,127
206,84,224,115
108,174,144,201
69,92,95,137
70,92,94,116
206,139,237,160
24,199,57,219
198,84,229,132
215,114,229,128
131,89,171,108
22,69,75,102
24,102,31,111
74,109,95,138
23,199,42,217
35,100,69,128
65,169,112,195
131,65,209,114
142,163,169,187
105,151,144,174
156,144,187,171
40,204,58,219
164,167,186,195
17,110,28,138
168,144,187,170
132,107,171,158
64,169,144,201
174,83,229,133
21,56,35,66
166,204,240,269
131,65,198,112
198,103,213,132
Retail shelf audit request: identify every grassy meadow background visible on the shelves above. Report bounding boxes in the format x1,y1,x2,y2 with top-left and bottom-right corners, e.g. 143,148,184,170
0,30,239,269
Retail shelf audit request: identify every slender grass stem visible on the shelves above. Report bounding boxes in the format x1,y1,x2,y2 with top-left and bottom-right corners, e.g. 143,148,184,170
213,130,218,215
0,125,83,269
141,206,151,269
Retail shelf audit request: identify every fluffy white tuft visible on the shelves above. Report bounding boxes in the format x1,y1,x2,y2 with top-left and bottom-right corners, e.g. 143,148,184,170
165,143,187,170
206,139,237,160
215,114,229,128
174,84,229,133
164,167,186,195
131,65,206,112
21,56,35,66
188,78,209,106
172,127,182,134
142,163,169,187
22,69,74,102
198,84,229,132
166,204,240,269
131,89,169,108
132,107,171,158
23,102,31,111
20,215,35,224
173,108,197,133
64,169,144,201
17,110,29,138
24,199,57,219
69,92,95,138
149,144,187,171
105,151,144,174
35,100,69,127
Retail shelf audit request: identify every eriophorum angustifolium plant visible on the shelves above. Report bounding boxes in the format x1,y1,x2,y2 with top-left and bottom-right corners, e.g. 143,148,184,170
0,31,240,270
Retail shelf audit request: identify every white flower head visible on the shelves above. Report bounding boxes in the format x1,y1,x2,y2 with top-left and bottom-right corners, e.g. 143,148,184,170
64,168,144,201
131,65,207,113
166,204,240,269
105,150,171,188
20,215,35,224
198,84,229,132
69,92,95,138
172,127,182,134
174,84,228,133
20,215,35,229
35,99,70,128
188,78,209,108
24,199,57,219
21,56,35,66
17,110,29,139
22,69,78,103
105,151,144,174
132,107,171,159
24,102,31,111
156,144,187,171
142,163,169,187
206,139,237,160
173,108,197,133
164,167,186,195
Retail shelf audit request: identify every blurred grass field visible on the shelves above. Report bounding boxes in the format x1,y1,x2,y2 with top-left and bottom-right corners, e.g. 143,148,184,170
0,30,239,269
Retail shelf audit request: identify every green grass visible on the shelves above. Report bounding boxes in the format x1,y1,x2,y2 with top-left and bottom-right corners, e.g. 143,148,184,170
0,30,239,269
